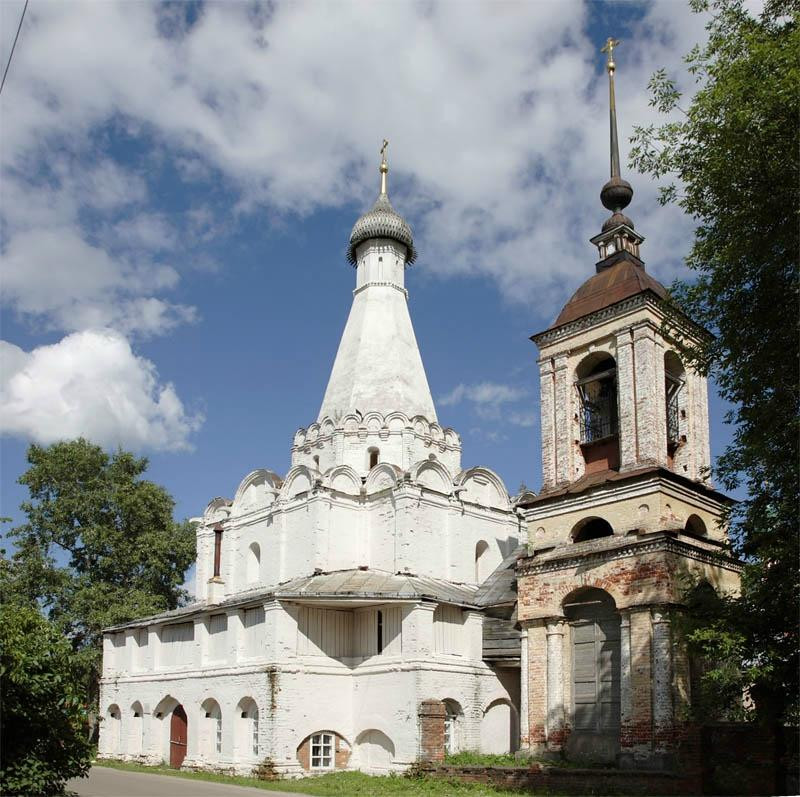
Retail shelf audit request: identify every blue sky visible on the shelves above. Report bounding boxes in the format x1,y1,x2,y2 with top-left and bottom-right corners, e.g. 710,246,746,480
1,1,744,548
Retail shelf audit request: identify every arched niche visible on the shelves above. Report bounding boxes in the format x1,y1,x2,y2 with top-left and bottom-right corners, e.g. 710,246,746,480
130,701,144,756
454,467,511,509
203,497,231,524
562,587,620,762
480,698,518,755
474,540,490,584
365,463,402,495
326,465,361,495
232,469,282,514
575,352,620,473
385,412,409,432
410,460,452,493
281,466,315,499
354,728,395,772
571,516,614,543
106,703,121,756
235,697,260,760
247,542,261,584
200,698,222,761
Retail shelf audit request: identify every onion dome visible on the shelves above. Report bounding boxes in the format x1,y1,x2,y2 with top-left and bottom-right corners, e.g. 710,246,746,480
347,141,417,265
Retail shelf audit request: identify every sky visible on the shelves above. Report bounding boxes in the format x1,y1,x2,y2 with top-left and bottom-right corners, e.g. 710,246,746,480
1,0,747,563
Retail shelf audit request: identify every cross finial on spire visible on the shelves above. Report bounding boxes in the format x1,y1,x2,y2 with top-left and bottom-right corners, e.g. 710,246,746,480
601,37,620,75
380,139,389,194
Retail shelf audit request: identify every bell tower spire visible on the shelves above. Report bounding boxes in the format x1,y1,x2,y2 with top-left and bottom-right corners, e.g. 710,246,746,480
591,38,644,267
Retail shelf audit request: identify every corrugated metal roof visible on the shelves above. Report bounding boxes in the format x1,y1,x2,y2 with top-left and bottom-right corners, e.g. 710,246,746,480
104,568,479,631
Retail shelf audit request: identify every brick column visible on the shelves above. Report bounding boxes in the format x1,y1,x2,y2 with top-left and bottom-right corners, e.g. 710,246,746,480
546,618,566,749
652,609,674,754
553,354,571,485
628,607,654,763
519,626,529,750
527,621,548,752
539,358,556,489
615,330,638,470
633,326,662,465
418,699,446,762
619,610,634,765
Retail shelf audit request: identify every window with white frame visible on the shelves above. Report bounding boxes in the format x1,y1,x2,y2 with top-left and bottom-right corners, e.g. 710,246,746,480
310,733,334,769
251,709,259,756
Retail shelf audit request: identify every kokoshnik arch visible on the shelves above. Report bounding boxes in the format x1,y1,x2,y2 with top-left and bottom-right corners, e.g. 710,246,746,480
98,41,740,776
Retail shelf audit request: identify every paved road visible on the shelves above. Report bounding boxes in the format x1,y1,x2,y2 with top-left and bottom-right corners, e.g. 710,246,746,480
67,766,314,797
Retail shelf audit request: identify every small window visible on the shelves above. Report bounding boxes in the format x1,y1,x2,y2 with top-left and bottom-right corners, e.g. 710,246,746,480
313,454,320,468
368,447,379,469
213,528,223,577
377,610,383,654
311,732,334,770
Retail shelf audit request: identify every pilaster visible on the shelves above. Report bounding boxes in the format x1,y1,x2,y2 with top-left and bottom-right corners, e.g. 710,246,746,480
545,618,567,748
633,325,662,465
615,330,638,470
519,626,530,749
651,609,674,750
553,355,571,485
539,358,556,489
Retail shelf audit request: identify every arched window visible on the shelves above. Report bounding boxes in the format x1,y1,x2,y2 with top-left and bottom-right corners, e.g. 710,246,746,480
213,526,223,578
130,702,144,755
572,516,614,543
201,699,222,759
107,704,121,756
474,540,489,583
368,447,380,469
236,698,259,758
576,355,618,444
443,699,463,755
247,542,261,583
664,352,686,458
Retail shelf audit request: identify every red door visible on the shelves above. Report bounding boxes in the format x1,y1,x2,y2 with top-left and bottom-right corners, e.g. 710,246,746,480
170,705,188,768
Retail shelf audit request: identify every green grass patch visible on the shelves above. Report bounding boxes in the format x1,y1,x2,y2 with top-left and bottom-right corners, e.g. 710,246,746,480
94,760,531,795
443,751,522,767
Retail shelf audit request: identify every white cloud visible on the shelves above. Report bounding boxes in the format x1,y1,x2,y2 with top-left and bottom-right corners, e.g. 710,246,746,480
440,382,527,408
0,0,715,314
0,330,203,451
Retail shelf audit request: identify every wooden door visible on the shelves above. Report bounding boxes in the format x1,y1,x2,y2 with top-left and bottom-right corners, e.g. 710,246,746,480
572,615,620,733
170,705,188,768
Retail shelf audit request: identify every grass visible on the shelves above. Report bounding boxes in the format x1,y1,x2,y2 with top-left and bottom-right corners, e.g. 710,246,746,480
95,759,533,795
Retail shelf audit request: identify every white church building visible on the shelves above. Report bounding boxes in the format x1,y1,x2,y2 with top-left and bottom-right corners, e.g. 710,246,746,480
98,146,526,775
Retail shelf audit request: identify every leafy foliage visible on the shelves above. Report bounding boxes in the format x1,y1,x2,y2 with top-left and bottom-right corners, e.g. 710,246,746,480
5,439,196,725
630,0,799,721
0,603,93,796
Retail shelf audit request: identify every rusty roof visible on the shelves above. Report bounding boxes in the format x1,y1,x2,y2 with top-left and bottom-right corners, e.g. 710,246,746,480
551,256,668,329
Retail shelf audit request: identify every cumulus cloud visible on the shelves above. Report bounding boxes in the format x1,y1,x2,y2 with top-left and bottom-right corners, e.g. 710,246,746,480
0,330,203,451
0,1,714,312
439,381,535,427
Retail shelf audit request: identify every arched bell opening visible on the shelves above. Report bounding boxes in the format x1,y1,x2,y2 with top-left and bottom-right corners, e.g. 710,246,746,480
664,351,687,468
571,516,614,544
562,588,620,764
575,354,620,474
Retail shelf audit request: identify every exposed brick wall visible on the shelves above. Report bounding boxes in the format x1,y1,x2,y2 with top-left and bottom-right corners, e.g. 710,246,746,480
417,699,445,763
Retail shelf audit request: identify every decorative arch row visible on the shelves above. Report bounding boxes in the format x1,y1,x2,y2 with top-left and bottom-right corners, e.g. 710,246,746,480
203,463,513,518
102,694,261,764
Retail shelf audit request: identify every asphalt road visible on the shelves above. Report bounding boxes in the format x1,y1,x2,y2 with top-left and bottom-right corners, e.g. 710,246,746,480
67,766,314,797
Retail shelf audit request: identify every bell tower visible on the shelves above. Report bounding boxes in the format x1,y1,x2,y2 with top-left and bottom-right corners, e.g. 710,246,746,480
515,40,740,771
534,37,711,494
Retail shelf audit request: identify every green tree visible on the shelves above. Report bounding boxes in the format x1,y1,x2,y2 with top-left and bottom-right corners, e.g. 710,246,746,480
7,439,196,731
0,603,93,796
630,0,799,722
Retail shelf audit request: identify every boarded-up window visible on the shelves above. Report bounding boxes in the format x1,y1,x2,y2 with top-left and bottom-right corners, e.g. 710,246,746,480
161,622,194,668
433,605,464,655
354,607,401,657
208,614,227,661
243,606,265,658
297,607,353,658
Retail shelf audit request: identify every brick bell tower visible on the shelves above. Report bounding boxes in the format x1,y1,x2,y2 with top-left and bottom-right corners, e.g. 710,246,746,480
515,40,740,770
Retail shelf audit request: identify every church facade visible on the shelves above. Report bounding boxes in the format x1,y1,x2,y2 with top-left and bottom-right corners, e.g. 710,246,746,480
98,46,741,777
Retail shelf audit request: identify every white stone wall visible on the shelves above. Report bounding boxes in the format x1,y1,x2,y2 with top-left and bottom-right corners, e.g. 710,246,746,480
98,600,516,775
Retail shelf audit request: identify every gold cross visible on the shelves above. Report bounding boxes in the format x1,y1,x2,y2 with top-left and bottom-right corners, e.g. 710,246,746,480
601,37,620,74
